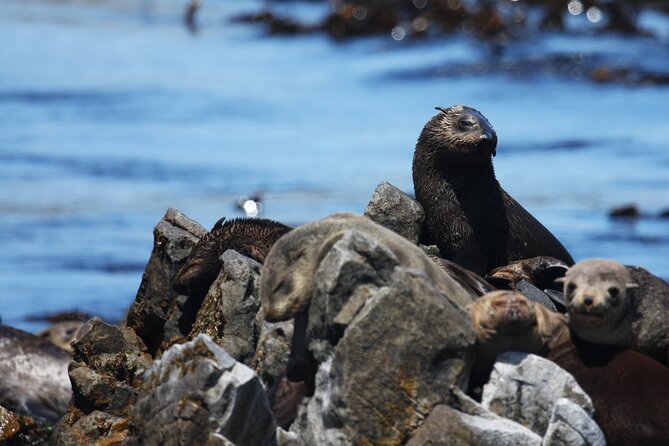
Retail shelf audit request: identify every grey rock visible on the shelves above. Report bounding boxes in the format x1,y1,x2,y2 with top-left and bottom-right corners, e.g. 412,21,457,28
125,334,275,446
50,318,152,445
407,387,542,446
126,208,207,355
188,250,263,367
364,181,424,244
253,320,294,391
292,229,477,445
543,398,606,446
482,352,594,436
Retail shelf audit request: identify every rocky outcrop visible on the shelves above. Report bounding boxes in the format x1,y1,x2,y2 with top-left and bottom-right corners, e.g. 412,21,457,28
263,219,478,445
543,398,606,446
481,352,596,437
126,208,207,355
50,318,152,445
188,250,263,367
406,388,542,446
364,181,424,244
124,334,275,446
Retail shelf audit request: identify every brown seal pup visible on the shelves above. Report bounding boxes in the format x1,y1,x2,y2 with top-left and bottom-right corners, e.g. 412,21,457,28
173,217,292,299
467,290,568,389
548,336,669,446
471,292,669,445
412,105,574,276
559,258,669,363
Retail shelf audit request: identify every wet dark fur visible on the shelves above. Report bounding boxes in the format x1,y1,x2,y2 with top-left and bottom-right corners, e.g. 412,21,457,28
548,333,669,446
173,217,292,298
412,105,574,276
485,256,569,291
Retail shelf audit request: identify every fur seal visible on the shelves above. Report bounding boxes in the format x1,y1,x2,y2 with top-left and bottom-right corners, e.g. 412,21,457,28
412,105,574,275
260,212,477,322
471,292,669,445
559,258,669,363
548,336,669,446
173,217,292,298
484,256,569,291
0,325,71,422
467,291,568,389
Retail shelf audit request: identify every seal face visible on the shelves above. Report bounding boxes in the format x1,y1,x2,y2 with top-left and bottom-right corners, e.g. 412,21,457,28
412,105,574,275
468,290,569,389
560,258,638,346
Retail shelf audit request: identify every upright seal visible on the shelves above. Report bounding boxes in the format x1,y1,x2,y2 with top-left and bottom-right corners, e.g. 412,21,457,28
412,105,574,275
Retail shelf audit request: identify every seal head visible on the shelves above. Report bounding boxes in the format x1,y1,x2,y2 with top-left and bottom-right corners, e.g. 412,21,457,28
559,258,638,345
422,105,498,167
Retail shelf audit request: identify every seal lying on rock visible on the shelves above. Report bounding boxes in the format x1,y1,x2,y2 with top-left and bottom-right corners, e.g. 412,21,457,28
260,212,477,322
469,291,669,445
412,105,574,275
468,291,568,389
173,217,292,298
559,258,669,363
0,325,71,422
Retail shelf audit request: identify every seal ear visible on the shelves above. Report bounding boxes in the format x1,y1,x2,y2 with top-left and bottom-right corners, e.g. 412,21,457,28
435,106,448,114
626,282,639,289
211,217,226,232
492,148,496,157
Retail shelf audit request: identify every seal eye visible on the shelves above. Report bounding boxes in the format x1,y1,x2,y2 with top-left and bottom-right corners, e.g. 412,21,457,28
458,118,476,130
608,287,619,297
566,282,577,296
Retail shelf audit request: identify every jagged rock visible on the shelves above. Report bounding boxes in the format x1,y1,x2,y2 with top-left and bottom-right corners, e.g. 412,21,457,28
188,250,263,367
125,334,275,446
288,227,477,445
543,398,606,446
0,406,20,442
482,352,594,436
407,387,541,445
253,320,294,392
126,208,207,355
0,325,71,423
50,318,152,445
52,410,128,446
364,181,424,244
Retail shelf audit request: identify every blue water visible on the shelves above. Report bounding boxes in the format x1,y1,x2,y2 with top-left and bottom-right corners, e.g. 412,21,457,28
2,0,669,332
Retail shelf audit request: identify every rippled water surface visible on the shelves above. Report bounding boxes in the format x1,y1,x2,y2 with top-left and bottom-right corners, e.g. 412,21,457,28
2,0,668,332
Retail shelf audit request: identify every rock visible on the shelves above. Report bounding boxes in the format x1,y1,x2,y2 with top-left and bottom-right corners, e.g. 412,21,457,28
50,318,152,445
289,228,477,445
608,203,640,218
126,208,207,355
364,181,424,244
0,406,20,442
253,320,294,392
125,334,275,446
0,405,55,446
481,352,594,436
0,325,71,422
406,387,542,446
52,410,128,446
543,398,606,446
188,250,263,367
37,321,84,352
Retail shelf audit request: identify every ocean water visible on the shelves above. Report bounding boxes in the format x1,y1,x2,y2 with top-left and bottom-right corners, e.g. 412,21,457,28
1,0,668,332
